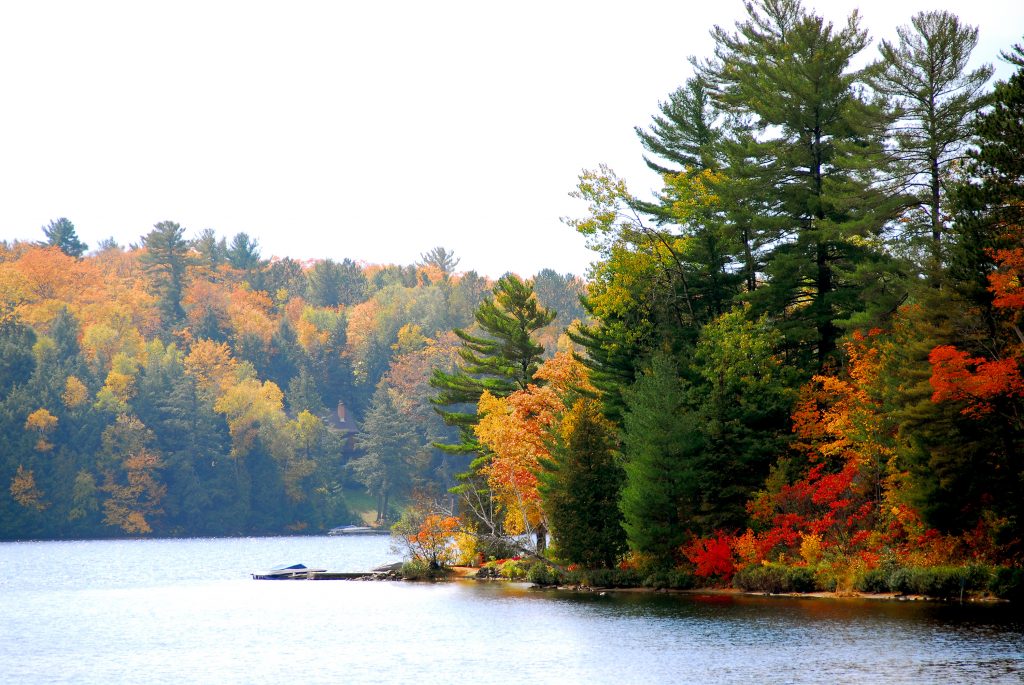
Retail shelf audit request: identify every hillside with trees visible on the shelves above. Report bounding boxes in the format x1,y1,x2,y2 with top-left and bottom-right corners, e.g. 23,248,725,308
2,1,1022,598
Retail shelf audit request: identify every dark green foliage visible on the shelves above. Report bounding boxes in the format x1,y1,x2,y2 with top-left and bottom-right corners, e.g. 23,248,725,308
525,561,561,586
689,309,794,532
698,0,904,368
886,565,993,599
874,11,992,256
227,232,263,271
619,352,702,568
0,317,36,395
306,258,368,308
733,563,817,594
141,221,192,330
901,48,1024,554
42,218,87,257
430,273,555,454
261,257,307,300
641,568,696,590
287,367,325,416
989,566,1024,601
352,387,420,522
635,76,721,176
192,228,227,269
532,269,586,331
539,399,625,569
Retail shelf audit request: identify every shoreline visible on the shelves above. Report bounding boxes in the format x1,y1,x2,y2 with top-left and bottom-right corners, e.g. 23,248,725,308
450,567,1009,603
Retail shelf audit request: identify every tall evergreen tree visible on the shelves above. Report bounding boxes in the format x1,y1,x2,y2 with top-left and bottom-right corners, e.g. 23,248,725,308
227,232,263,271
191,228,227,270
635,76,722,176
141,221,192,331
42,218,88,257
430,273,555,455
539,398,625,568
696,0,903,368
619,352,703,568
875,11,992,264
352,387,419,522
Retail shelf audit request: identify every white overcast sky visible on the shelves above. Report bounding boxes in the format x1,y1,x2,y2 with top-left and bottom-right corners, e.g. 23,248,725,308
1,1,1021,278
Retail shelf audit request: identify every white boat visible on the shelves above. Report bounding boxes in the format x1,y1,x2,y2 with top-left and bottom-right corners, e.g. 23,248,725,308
251,563,326,580
327,525,386,536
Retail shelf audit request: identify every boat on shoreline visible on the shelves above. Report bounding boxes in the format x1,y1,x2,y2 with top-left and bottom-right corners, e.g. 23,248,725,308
327,525,388,536
251,563,327,580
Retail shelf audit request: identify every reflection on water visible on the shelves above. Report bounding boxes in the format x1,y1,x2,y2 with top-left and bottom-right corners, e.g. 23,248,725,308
0,537,1021,684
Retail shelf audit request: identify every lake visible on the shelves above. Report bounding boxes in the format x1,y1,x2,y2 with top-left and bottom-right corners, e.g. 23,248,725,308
1,536,1021,684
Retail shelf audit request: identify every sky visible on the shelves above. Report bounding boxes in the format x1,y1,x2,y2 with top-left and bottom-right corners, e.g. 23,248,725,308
1,1,1021,279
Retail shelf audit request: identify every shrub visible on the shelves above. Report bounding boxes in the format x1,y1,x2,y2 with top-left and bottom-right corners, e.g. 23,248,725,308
733,563,816,593
989,567,1024,601
400,559,449,581
643,569,695,590
499,559,528,580
526,563,562,586
888,565,993,598
854,568,893,594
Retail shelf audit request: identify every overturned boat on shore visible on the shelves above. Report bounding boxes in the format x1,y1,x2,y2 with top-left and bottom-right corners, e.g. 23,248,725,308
327,525,387,536
251,563,327,580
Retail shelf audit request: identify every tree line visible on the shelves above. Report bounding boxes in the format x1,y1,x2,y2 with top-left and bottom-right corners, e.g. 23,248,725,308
0,222,584,538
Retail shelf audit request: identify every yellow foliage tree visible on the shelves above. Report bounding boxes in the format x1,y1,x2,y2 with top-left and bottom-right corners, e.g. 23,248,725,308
214,378,288,459
183,339,239,397
101,450,166,534
10,465,47,511
63,376,90,409
25,407,58,452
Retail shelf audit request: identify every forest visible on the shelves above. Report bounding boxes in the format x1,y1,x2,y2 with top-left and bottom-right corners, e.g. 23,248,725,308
2,2,1023,596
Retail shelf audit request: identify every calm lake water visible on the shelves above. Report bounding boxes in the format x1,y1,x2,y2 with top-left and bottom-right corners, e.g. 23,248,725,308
1,536,1021,684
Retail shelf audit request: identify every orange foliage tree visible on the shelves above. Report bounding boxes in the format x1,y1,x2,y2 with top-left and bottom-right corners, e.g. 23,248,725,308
929,221,1024,422
406,514,462,567
734,332,938,580
474,350,593,548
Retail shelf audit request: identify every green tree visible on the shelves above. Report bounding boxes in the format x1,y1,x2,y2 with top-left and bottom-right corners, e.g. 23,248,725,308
42,218,88,257
352,388,419,522
875,10,992,263
306,258,368,308
619,351,703,568
430,273,555,455
697,0,903,368
192,228,227,270
691,308,794,531
141,221,192,330
905,41,1024,555
539,398,625,568
0,317,37,396
635,76,721,176
227,232,263,271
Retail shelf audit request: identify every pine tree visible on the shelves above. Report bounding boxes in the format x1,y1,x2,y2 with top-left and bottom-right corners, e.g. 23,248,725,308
619,352,703,568
635,76,722,176
42,218,88,257
141,221,192,331
875,10,992,264
696,0,903,368
430,273,555,455
539,398,625,568
352,388,420,523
